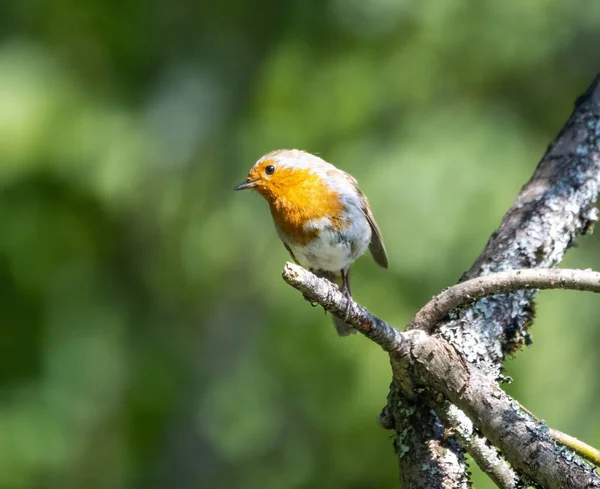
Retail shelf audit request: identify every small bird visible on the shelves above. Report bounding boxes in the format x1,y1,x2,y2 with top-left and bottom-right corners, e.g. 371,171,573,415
235,149,388,336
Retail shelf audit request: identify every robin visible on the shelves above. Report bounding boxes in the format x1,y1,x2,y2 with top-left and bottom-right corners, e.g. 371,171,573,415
235,149,388,336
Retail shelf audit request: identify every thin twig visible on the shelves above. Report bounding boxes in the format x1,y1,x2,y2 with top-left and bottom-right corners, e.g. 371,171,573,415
550,429,600,467
408,268,600,331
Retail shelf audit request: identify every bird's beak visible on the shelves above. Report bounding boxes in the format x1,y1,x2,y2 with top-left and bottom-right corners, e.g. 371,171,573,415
234,179,258,191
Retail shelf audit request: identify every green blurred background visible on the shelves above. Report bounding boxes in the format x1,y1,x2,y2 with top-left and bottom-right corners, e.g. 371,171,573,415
1,1,600,488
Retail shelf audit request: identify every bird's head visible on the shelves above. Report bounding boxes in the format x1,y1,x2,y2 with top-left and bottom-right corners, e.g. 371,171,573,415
234,149,329,205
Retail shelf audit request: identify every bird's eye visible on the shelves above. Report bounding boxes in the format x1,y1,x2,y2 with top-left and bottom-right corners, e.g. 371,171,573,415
265,165,275,175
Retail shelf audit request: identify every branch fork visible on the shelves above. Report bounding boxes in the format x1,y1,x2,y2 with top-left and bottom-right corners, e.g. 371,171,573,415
282,263,600,489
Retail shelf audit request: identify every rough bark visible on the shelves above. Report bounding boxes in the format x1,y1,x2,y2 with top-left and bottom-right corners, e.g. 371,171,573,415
386,390,470,489
395,330,600,489
438,403,518,489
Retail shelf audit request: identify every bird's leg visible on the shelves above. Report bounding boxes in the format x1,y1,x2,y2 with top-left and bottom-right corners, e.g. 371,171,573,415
340,268,352,321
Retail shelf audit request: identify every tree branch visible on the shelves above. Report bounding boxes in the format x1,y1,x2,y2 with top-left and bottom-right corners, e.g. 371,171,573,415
282,266,600,489
381,396,520,489
408,268,600,331
284,263,471,487
283,264,600,347
282,263,403,352
397,329,600,489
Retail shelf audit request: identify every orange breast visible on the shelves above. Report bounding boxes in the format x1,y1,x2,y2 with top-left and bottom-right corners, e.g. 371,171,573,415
257,167,348,246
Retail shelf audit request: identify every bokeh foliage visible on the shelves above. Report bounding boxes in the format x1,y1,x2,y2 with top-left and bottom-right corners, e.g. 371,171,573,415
1,1,600,488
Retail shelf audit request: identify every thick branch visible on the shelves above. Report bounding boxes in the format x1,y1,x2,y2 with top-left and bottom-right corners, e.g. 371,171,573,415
408,268,600,331
383,391,470,489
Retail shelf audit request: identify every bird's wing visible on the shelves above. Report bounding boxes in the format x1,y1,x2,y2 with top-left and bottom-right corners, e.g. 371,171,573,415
362,195,388,268
339,170,388,269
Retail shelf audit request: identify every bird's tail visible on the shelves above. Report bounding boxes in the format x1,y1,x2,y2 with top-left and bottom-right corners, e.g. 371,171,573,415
313,270,357,337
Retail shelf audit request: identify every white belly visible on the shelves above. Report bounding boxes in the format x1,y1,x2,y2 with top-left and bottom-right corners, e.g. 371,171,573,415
283,221,371,272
